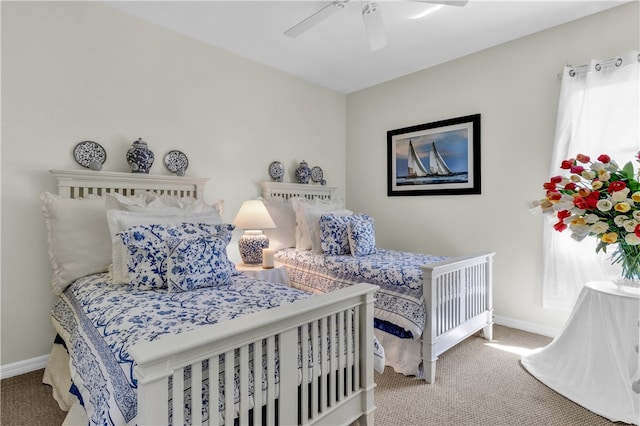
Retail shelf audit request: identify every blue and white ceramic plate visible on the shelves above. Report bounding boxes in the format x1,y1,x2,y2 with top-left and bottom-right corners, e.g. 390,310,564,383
269,161,284,182
73,141,106,170
164,150,188,176
311,166,324,183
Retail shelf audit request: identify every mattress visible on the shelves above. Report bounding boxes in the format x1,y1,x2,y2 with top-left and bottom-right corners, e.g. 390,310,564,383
51,271,385,425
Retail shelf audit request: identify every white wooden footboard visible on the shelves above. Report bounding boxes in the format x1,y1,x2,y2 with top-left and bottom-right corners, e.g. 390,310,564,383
421,252,495,383
129,283,378,426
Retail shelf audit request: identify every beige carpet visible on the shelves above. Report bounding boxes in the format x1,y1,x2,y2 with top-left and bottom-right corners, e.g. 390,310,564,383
373,325,617,426
1,325,619,425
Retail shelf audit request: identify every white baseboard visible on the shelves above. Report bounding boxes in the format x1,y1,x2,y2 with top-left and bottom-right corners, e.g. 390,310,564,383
493,315,561,338
0,354,49,380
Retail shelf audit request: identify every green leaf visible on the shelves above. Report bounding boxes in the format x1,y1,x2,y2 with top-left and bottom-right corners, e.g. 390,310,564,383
622,161,635,180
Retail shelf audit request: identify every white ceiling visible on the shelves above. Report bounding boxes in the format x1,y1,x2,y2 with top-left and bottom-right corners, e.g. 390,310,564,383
105,0,631,94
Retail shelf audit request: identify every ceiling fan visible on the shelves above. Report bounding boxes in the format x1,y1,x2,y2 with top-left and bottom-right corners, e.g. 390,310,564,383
285,0,468,51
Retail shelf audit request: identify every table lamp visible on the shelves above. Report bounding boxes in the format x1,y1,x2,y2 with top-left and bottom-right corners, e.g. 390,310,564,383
233,199,276,265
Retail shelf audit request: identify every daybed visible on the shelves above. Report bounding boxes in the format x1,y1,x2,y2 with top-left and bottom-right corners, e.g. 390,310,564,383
41,169,382,426
260,181,495,383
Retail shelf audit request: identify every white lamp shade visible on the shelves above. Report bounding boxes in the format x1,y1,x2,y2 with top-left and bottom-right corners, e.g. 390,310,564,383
233,200,276,230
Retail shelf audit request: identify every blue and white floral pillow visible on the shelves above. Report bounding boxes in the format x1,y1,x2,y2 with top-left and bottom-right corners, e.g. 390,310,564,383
119,223,234,289
348,218,377,257
167,235,234,292
319,213,352,255
320,213,373,255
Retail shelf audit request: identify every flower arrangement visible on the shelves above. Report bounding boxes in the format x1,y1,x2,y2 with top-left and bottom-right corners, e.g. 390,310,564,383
536,151,640,282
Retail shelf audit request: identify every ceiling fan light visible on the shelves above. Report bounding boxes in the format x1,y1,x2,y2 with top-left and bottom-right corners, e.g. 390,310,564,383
409,4,445,20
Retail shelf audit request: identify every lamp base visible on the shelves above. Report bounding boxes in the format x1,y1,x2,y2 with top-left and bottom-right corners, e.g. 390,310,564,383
238,231,269,265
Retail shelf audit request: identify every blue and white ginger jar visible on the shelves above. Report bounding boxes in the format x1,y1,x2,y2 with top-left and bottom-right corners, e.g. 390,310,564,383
127,138,154,173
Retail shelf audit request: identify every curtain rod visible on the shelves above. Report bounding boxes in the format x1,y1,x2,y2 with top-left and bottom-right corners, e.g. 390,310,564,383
560,53,640,79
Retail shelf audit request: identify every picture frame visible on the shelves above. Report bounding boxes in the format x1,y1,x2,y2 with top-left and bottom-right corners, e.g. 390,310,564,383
387,114,481,196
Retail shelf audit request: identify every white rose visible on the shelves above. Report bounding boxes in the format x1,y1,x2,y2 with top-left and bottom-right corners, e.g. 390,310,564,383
623,219,639,233
614,215,629,226
624,233,640,245
590,221,609,234
585,213,600,224
597,199,613,211
611,188,630,202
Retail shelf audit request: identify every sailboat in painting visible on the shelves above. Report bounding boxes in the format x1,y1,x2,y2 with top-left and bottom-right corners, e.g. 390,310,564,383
407,140,452,177
407,141,429,177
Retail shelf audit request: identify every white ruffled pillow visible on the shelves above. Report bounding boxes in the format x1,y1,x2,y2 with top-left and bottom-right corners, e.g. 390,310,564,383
106,192,224,215
40,192,112,295
261,197,296,251
106,209,224,284
291,198,346,252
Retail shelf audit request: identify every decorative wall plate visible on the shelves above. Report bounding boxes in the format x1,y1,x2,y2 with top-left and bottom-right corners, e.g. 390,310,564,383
269,161,285,181
311,166,324,183
73,141,107,170
164,150,189,176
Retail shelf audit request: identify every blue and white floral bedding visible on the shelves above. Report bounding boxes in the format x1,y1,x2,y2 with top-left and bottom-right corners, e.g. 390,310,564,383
51,271,384,426
275,248,448,339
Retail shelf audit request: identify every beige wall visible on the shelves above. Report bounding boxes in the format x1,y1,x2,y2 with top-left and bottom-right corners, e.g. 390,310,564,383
1,1,346,367
2,1,638,369
346,2,639,334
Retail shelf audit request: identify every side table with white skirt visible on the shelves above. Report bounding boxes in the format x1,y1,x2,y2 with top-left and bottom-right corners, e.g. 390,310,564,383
521,281,640,424
235,263,291,287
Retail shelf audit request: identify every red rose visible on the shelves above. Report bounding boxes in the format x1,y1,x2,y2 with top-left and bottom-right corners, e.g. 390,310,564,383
543,182,557,191
550,176,563,184
564,182,577,191
574,197,588,210
586,191,600,208
547,191,562,201
557,210,571,220
635,224,640,238
570,165,585,174
560,160,573,169
554,221,568,232
597,154,611,163
576,154,590,163
608,181,627,193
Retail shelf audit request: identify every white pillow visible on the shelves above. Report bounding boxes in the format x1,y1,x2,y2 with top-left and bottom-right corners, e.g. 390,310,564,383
106,209,224,284
106,192,224,214
40,192,111,295
261,197,296,251
291,198,346,252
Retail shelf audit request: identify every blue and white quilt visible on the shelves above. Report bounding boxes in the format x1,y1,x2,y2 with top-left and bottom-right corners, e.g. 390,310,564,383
51,271,384,426
275,248,448,340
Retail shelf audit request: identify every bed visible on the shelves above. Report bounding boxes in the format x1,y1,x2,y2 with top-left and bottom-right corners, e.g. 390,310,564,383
260,181,495,383
41,169,381,426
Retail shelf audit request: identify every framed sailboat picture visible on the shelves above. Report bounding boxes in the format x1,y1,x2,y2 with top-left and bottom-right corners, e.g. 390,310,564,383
387,114,481,196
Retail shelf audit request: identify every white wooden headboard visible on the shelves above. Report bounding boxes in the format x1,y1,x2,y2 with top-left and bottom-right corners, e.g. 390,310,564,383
261,181,336,201
50,169,209,199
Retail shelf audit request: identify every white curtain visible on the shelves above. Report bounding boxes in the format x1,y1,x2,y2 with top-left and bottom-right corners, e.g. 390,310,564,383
543,51,640,311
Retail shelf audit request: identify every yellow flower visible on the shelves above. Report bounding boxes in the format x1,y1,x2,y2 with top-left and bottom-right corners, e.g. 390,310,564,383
601,232,618,244
614,202,631,213
592,181,604,190
632,191,640,203
571,217,587,226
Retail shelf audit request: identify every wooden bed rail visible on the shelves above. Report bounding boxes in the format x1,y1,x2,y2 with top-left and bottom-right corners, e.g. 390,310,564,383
421,252,495,383
130,283,379,426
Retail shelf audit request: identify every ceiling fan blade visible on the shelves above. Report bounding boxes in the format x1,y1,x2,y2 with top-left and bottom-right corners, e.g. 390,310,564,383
362,2,387,51
413,0,469,6
285,0,350,38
